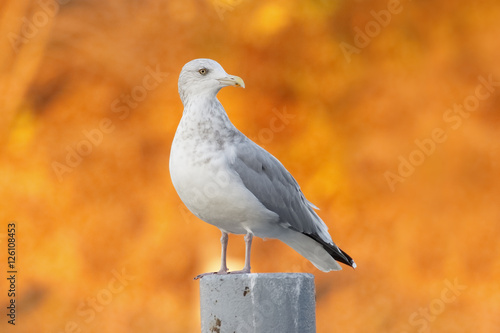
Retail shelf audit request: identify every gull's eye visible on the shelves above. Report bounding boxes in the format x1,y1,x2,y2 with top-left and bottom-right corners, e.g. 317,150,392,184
198,68,208,75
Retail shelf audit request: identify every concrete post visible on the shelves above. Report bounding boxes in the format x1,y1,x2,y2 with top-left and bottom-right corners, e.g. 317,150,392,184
200,273,316,333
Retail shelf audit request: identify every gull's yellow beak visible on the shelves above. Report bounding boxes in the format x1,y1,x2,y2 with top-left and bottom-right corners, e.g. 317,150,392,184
218,75,245,88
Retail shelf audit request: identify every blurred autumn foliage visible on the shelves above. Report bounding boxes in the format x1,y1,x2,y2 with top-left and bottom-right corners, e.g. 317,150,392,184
1,0,499,332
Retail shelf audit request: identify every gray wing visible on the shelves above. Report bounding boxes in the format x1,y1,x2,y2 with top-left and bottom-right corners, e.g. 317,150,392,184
230,138,332,243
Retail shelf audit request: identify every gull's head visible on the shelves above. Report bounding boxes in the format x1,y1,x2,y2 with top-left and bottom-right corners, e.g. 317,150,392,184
178,58,245,105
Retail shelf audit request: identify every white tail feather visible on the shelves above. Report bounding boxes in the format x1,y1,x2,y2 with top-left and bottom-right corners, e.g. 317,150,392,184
277,229,342,272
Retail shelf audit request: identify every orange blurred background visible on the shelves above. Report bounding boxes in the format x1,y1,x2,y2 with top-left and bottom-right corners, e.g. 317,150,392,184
1,0,499,332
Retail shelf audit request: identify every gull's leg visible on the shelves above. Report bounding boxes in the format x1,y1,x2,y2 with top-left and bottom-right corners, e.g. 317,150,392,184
194,231,229,280
218,231,229,273
229,232,253,275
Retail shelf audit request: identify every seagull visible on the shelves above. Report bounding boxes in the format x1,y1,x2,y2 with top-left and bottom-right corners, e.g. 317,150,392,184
169,59,356,279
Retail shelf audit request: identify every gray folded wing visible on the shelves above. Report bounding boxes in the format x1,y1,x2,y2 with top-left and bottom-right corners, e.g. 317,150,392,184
230,138,333,244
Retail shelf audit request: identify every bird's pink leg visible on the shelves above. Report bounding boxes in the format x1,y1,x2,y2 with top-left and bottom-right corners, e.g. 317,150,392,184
218,231,229,273
194,231,229,280
228,232,253,275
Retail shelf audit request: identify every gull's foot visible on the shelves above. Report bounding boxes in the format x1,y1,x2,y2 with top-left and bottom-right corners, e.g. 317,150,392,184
227,268,251,275
194,267,251,280
194,269,228,280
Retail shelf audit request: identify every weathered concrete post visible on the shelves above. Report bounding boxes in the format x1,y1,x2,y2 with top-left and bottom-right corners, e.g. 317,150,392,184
200,273,316,333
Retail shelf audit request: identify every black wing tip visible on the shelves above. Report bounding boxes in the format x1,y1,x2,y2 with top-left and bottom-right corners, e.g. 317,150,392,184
303,232,356,269
339,248,357,269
